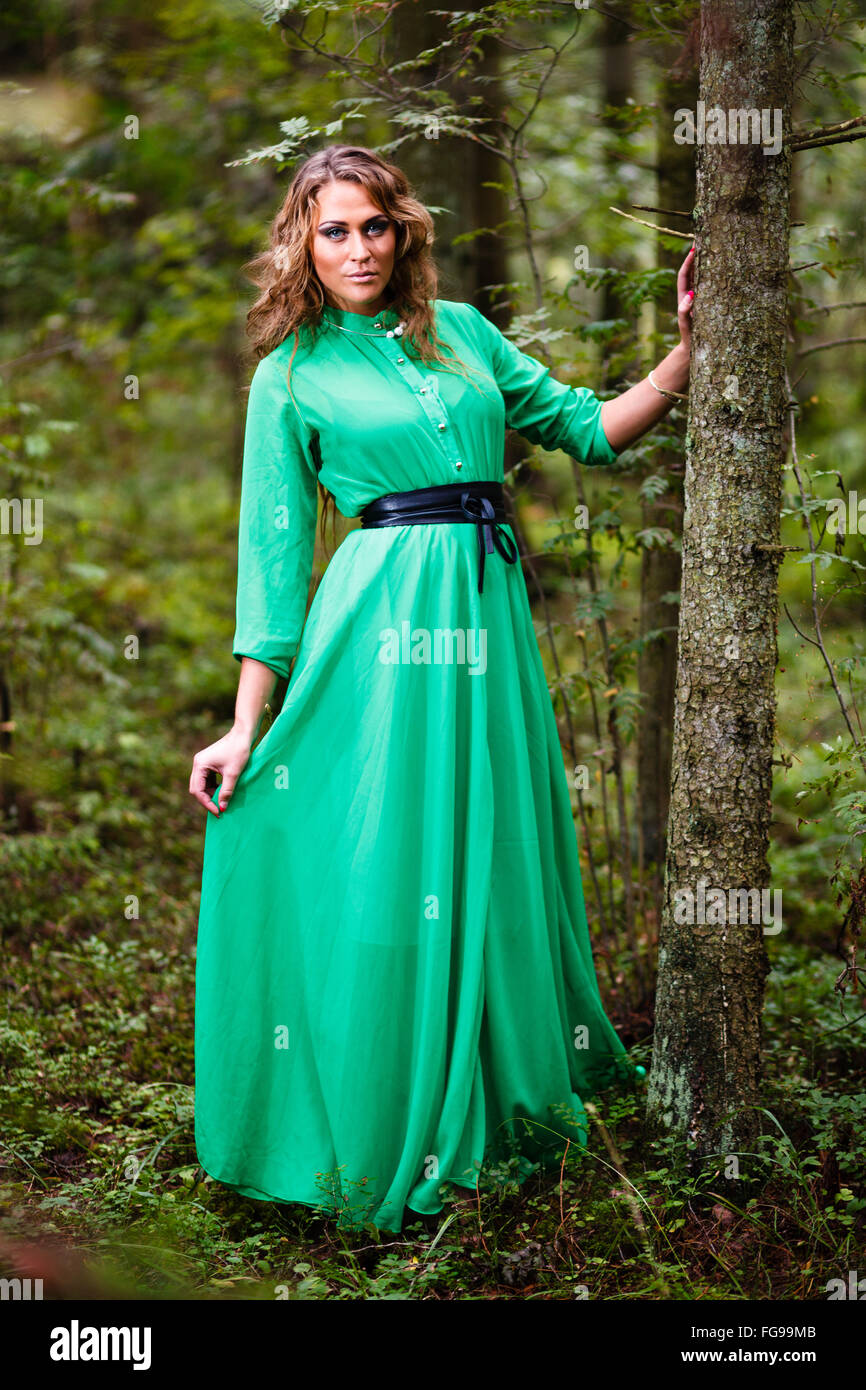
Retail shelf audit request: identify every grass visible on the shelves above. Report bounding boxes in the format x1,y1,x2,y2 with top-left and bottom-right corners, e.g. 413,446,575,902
2,755,864,1299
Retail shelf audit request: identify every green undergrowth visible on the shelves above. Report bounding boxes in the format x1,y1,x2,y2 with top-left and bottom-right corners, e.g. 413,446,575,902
2,805,864,1299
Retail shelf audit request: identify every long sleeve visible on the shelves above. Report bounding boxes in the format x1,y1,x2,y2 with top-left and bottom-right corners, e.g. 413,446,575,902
232,350,319,682
462,302,619,467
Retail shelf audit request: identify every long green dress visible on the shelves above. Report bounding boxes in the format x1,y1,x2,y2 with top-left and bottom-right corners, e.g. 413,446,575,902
194,297,630,1232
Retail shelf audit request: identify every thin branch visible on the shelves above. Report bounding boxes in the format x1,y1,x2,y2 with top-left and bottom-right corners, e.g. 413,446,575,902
570,454,645,997
0,339,79,370
783,365,866,779
512,26,578,142
795,336,866,359
803,300,866,317
793,129,866,152
794,115,866,140
591,4,642,34
792,115,866,150
609,206,691,239
793,3,846,83
506,495,611,946
645,3,687,42
630,204,693,219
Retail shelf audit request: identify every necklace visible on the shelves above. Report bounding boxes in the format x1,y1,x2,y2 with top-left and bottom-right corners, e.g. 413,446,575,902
326,315,406,339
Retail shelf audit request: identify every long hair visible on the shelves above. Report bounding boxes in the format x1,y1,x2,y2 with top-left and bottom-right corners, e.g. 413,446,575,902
241,144,492,549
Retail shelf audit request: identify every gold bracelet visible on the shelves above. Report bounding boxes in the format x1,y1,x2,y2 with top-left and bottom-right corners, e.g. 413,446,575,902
648,368,688,402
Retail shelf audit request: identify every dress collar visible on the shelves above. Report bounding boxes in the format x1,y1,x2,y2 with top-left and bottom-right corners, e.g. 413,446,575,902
320,300,404,334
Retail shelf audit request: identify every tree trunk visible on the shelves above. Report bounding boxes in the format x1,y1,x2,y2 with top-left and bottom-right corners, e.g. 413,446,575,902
647,0,794,1161
387,0,509,309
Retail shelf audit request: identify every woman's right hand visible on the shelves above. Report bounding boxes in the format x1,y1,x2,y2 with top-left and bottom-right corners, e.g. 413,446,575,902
189,727,253,816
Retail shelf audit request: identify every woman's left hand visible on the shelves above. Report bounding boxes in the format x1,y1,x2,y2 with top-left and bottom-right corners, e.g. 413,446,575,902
676,245,696,354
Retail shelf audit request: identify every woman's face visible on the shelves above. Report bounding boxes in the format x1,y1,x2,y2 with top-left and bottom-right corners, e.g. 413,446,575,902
311,179,397,316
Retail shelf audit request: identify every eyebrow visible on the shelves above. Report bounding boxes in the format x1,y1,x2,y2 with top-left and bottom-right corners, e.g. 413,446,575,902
317,215,389,229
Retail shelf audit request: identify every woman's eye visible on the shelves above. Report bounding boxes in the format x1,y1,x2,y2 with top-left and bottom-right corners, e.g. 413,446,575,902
319,220,389,241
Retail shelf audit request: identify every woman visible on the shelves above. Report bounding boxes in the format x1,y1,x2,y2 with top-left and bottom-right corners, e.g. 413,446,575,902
190,144,694,1233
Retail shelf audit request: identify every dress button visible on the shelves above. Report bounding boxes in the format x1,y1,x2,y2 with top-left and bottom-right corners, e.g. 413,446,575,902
455,460,463,469
373,321,382,329
397,357,405,364
438,422,446,431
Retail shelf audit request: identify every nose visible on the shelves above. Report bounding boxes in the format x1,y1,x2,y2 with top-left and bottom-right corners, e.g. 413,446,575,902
346,229,371,262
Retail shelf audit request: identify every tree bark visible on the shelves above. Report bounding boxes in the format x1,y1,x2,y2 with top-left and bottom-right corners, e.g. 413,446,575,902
646,0,794,1161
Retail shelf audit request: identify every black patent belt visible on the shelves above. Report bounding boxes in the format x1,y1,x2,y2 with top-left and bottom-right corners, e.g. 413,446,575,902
359,481,519,594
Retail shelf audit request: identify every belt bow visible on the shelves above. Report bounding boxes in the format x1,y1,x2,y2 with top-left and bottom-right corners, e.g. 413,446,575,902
459,490,519,594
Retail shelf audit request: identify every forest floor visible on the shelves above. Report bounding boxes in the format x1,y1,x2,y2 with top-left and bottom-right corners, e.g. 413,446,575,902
1,687,864,1301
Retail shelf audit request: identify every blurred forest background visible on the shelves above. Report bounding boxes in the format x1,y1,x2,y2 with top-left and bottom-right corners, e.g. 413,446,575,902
1,0,865,1299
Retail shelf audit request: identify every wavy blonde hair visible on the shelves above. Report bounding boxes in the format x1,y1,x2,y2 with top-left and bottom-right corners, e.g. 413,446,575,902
241,144,493,547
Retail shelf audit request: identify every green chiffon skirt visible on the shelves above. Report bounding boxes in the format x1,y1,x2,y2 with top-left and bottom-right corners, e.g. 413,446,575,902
194,521,630,1232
